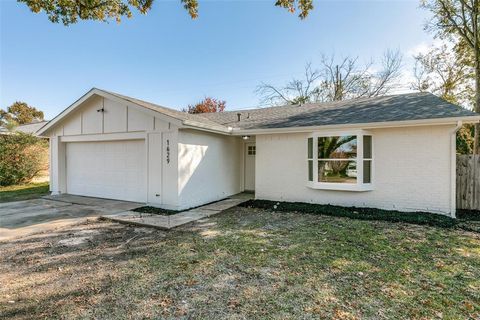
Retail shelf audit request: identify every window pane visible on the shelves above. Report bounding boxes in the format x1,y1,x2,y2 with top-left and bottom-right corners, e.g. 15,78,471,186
363,135,372,159
363,160,371,183
318,160,357,183
307,138,313,159
318,136,357,159
308,160,313,181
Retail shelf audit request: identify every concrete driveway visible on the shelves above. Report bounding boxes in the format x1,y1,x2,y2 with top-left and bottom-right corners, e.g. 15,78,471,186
0,195,141,241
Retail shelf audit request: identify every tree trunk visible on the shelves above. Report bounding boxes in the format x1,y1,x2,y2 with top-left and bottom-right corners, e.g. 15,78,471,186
471,0,480,154
473,78,480,154
475,41,480,154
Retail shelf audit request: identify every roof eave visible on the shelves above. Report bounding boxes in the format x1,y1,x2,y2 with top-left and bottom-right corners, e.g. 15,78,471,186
181,119,232,134
231,116,480,135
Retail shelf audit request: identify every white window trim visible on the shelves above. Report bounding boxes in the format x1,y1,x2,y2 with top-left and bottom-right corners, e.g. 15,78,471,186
307,129,374,192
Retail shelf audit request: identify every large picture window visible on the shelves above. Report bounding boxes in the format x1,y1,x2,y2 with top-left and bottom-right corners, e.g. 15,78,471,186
307,131,373,191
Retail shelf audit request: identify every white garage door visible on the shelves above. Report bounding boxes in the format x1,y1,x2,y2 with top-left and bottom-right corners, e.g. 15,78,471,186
66,140,146,202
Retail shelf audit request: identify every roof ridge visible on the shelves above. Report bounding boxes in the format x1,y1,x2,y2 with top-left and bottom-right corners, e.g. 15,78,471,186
98,88,182,113
202,91,432,115
97,88,232,131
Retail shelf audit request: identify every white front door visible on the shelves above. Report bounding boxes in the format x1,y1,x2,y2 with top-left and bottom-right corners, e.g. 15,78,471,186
66,140,146,202
244,143,256,191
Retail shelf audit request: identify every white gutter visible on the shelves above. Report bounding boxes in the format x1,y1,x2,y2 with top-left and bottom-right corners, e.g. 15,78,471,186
181,120,233,135
450,120,463,218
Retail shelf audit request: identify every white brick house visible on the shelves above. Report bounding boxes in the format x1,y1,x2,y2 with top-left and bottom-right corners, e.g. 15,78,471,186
37,88,480,217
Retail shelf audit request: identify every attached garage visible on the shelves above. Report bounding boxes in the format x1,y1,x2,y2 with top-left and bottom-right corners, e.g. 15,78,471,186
39,88,187,209
37,88,243,211
66,140,146,202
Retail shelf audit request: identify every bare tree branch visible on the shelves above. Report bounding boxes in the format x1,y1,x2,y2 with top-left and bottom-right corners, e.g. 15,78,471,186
256,50,403,106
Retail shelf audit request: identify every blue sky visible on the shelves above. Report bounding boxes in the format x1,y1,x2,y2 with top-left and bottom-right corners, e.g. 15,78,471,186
0,0,434,119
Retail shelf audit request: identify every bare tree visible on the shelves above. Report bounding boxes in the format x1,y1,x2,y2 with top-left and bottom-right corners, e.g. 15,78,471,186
256,50,403,106
317,55,368,102
411,42,476,154
411,43,474,106
422,0,480,152
368,49,404,97
256,63,323,106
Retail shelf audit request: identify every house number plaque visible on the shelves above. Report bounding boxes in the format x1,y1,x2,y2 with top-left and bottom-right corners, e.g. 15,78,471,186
166,139,170,164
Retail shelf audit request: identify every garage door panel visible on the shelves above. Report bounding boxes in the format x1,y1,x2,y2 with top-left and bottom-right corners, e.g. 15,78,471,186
66,140,146,202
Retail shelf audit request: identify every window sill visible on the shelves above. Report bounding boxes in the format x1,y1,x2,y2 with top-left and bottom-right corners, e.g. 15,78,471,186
306,182,374,192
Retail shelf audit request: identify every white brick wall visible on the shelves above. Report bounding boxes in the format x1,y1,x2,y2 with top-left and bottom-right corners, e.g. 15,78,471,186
177,129,243,210
255,125,455,215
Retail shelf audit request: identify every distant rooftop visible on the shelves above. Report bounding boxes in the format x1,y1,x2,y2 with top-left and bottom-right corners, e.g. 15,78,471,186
16,121,49,134
0,120,49,135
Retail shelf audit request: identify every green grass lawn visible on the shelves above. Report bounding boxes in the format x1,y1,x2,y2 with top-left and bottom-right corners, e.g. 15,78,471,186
1,206,479,319
0,182,50,203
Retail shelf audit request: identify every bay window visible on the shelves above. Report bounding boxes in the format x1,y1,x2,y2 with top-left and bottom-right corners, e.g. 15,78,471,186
307,131,373,191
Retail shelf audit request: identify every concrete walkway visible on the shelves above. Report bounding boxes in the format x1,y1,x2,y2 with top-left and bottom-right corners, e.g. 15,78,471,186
102,194,253,230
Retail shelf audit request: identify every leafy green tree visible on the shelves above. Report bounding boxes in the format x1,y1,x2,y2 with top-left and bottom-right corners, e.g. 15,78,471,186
18,0,314,25
3,119,19,132
457,124,475,154
421,0,480,153
0,132,49,186
0,101,44,126
412,43,474,106
411,42,476,154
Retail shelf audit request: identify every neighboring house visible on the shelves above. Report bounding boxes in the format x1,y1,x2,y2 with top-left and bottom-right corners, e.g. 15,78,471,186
0,120,49,135
17,121,49,135
37,88,480,217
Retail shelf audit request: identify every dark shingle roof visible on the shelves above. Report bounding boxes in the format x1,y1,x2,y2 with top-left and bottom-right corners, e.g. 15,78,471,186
200,92,479,130
43,89,476,136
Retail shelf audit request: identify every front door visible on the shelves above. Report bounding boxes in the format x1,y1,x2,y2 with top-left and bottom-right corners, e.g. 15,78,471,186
244,143,256,191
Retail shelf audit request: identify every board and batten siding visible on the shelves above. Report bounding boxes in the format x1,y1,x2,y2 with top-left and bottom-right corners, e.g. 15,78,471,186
177,129,243,210
255,125,455,215
53,95,171,137
48,94,179,208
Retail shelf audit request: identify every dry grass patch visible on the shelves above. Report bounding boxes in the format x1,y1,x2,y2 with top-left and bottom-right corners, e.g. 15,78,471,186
1,207,479,319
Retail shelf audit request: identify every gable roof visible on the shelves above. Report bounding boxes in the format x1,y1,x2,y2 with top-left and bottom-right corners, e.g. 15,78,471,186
200,92,479,130
102,89,227,130
37,89,480,136
37,88,231,136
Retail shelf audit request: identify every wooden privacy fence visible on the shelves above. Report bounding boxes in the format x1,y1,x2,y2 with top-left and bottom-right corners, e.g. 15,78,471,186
457,155,480,210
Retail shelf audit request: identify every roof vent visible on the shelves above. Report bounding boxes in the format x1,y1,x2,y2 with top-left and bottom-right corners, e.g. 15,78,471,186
237,113,241,122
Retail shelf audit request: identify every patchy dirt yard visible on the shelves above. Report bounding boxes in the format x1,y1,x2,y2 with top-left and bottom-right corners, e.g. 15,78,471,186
1,207,479,319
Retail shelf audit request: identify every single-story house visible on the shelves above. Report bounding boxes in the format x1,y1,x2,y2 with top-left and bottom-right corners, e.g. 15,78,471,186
37,88,480,217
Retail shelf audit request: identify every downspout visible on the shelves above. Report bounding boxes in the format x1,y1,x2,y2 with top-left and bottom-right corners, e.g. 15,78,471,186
450,121,463,218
